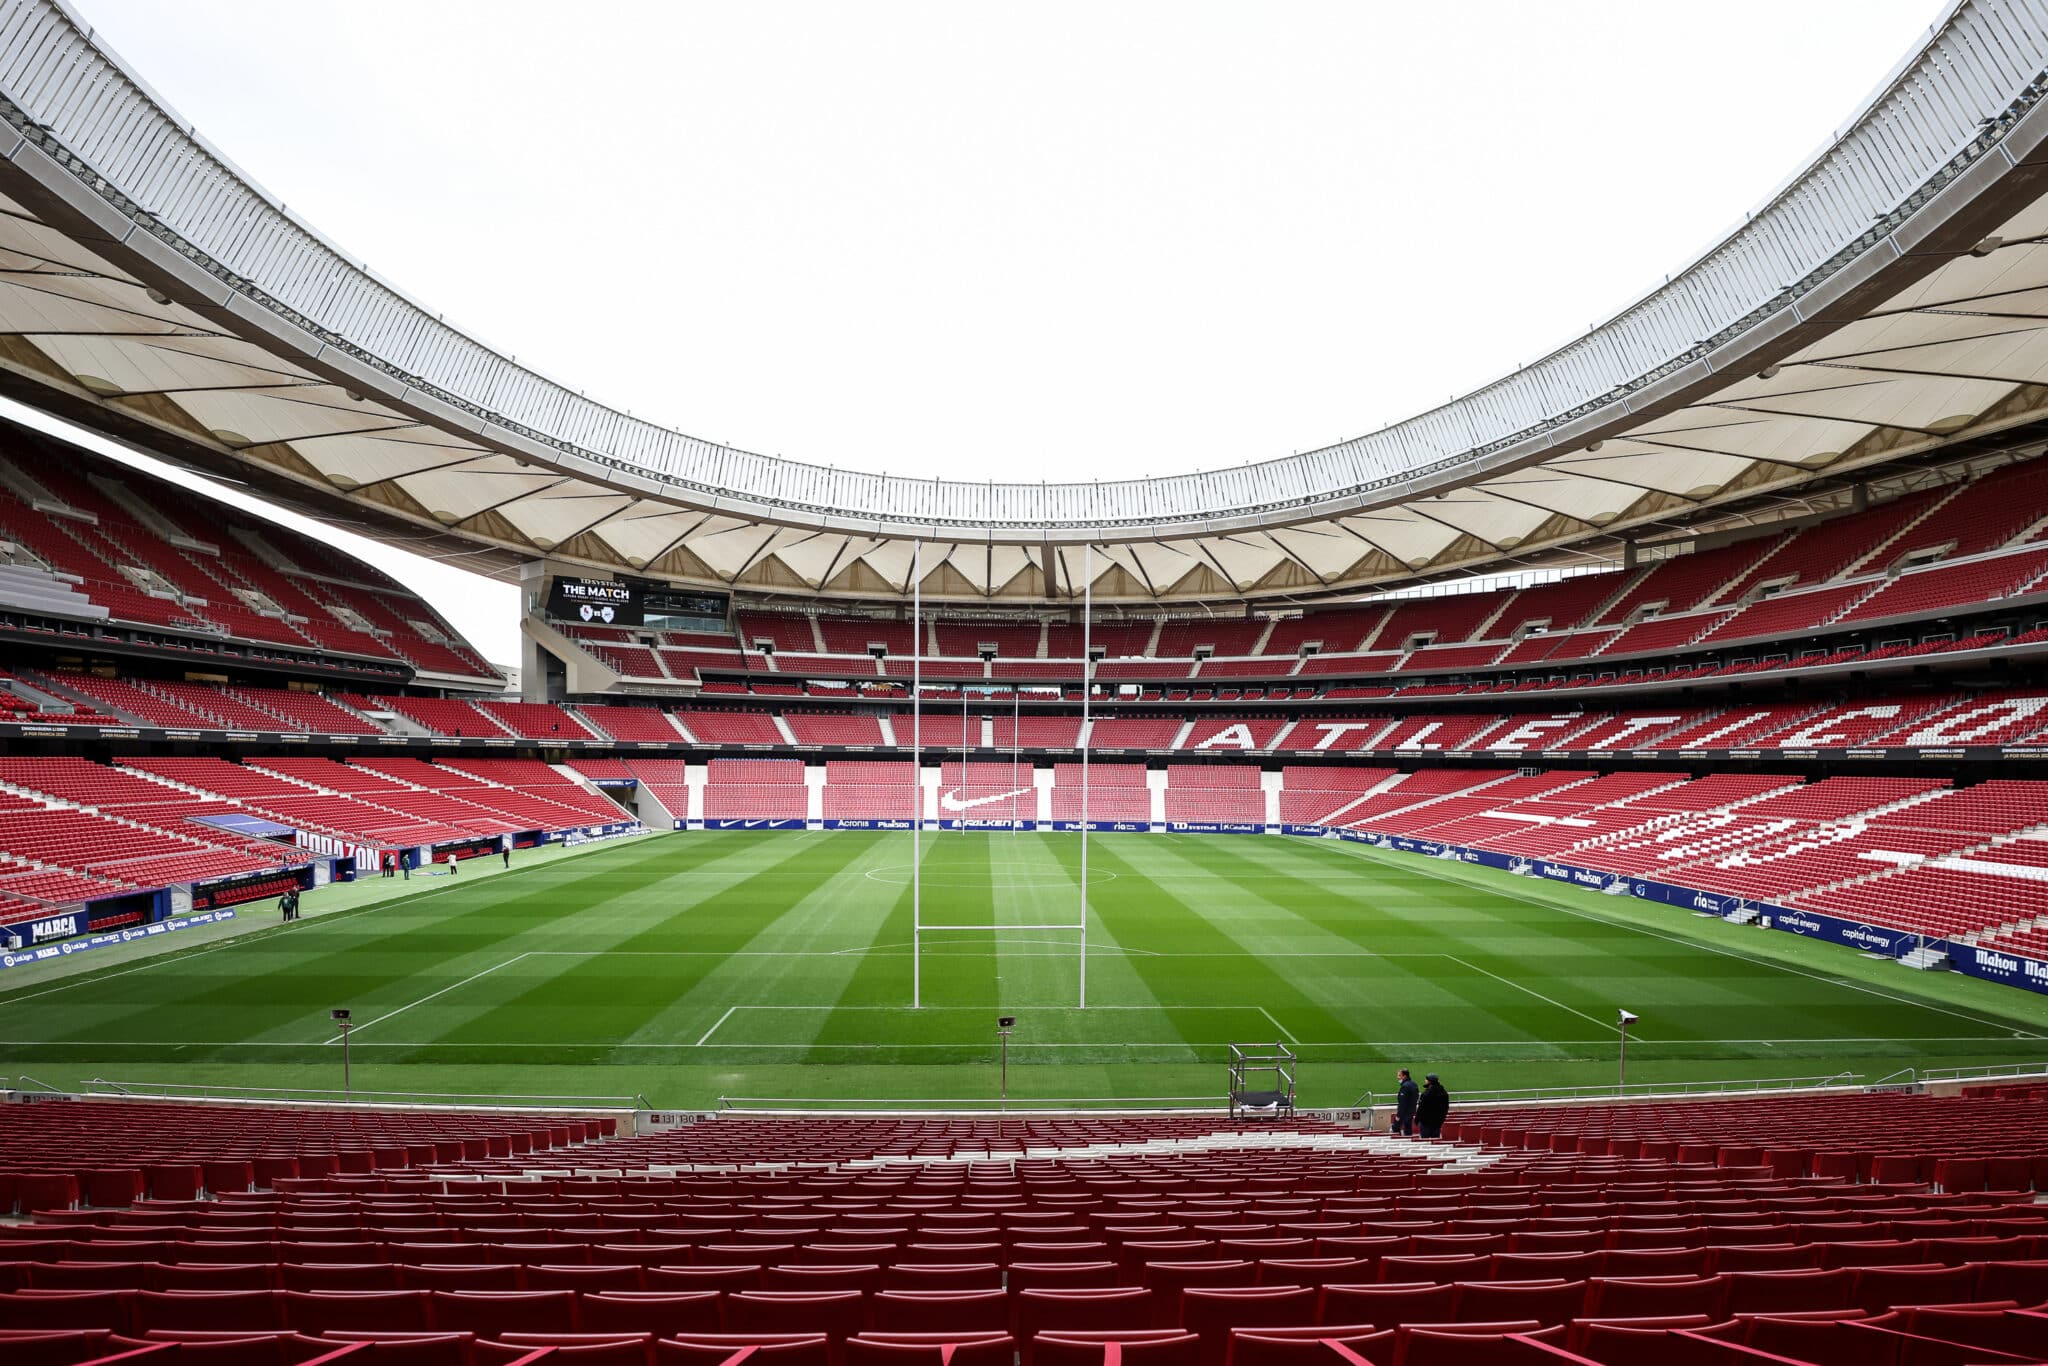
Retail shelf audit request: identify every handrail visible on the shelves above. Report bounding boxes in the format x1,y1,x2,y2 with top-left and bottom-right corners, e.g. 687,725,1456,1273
11,1073,71,1094
1450,1071,1866,1109
1913,1058,2048,1085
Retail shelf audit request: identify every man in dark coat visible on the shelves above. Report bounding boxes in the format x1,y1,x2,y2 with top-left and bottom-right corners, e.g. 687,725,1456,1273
1416,1073,1450,1138
1392,1068,1418,1136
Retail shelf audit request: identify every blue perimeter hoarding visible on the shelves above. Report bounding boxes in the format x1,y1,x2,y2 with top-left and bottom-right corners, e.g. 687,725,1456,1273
1,909,238,972
1278,823,2048,998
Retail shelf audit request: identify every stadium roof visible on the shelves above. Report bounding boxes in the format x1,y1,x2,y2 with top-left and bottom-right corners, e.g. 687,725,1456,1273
3,0,2048,605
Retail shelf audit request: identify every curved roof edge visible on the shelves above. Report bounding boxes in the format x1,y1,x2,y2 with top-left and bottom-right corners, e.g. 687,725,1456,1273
3,0,2047,540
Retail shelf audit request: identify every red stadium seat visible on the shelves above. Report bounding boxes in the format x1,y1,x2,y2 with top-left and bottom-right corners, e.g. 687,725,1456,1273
1033,1331,1202,1366
428,1291,578,1336
579,1295,724,1337
1178,1287,1318,1365
1223,1327,1391,1366
655,1335,832,1366
870,1290,1008,1333
281,1293,433,1334
724,1291,866,1341
1018,1288,1159,1341
1453,1281,1588,1326
1318,1285,1457,1329
133,1291,284,1332
844,1333,1015,1366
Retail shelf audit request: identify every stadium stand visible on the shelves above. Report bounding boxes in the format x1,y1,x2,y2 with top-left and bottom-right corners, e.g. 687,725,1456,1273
474,702,597,741
1049,763,1150,822
2,1088,2043,1361
0,445,499,683
575,705,687,742
1162,763,1265,825
702,758,808,822
822,760,919,821
784,712,890,747
673,711,787,746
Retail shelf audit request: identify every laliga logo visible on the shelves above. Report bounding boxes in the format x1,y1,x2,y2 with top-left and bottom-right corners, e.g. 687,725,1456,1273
577,604,617,624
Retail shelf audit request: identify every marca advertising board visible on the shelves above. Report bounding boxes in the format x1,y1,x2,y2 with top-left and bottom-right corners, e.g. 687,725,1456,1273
20,911,82,944
1,909,237,971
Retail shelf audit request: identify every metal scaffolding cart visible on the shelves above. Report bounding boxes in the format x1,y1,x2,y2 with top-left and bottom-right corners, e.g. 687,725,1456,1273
1228,1042,1297,1119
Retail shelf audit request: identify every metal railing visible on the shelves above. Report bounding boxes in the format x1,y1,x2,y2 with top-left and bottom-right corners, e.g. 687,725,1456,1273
0,0,2044,533
1446,1071,1866,1109
78,1078,646,1112
1903,1059,2048,1086
718,1094,1225,1115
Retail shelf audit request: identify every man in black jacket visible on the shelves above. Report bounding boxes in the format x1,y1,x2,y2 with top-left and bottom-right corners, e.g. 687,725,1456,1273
1391,1068,1418,1136
1416,1073,1450,1138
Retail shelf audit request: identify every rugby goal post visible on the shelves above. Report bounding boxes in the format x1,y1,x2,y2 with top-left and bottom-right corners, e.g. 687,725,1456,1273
909,540,1092,1008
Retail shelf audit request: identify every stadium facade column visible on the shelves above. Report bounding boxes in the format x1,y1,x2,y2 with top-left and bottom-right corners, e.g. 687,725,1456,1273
803,766,825,827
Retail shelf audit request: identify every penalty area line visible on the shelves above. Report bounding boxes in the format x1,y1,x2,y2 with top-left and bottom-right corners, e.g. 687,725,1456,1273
327,953,531,1043
1447,954,1619,1035
695,1006,739,1046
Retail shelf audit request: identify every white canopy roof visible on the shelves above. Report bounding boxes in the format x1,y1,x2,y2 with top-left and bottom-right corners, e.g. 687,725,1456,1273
0,0,2047,603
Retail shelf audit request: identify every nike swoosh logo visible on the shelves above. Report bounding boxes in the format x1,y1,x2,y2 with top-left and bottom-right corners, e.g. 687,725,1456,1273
939,787,1033,811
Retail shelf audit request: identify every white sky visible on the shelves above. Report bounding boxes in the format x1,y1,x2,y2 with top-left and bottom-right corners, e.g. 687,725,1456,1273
39,0,1943,663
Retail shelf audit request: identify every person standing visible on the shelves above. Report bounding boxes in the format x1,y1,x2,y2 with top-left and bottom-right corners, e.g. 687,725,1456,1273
500,841,511,869
1416,1073,1450,1139
1391,1068,1418,1136
445,852,459,876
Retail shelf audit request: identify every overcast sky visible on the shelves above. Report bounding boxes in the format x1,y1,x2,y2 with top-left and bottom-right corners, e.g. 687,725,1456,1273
46,0,1942,663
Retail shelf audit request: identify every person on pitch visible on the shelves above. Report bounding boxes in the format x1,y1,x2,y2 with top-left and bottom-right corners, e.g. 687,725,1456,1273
1392,1067,1418,1136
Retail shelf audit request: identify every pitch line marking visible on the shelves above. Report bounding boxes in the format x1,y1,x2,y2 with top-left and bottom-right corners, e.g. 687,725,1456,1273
327,953,532,1043
715,1003,1278,1011
0,873,497,1009
1256,1005,1300,1045
695,1006,739,1046
1446,954,1619,1035
1301,838,2041,1037
0,833,674,1008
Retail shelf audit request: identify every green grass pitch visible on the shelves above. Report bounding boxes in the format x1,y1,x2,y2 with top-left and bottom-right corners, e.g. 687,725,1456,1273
3,830,2044,1109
